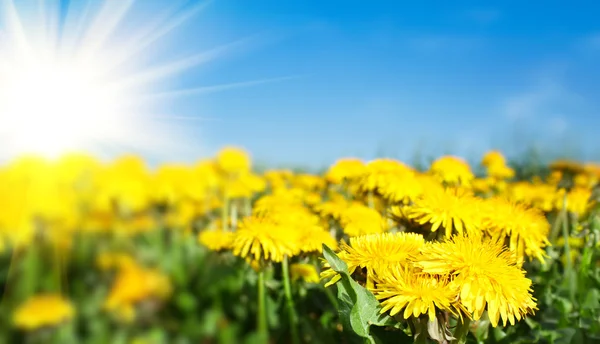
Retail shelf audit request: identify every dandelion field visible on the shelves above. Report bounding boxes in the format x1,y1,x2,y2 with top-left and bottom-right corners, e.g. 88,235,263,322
0,147,599,344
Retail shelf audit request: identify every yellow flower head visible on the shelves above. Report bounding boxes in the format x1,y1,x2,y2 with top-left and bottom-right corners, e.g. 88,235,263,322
321,232,424,288
326,158,367,184
290,263,320,284
561,187,593,215
340,203,388,237
481,150,507,167
297,223,338,253
314,198,351,221
373,267,461,321
406,186,483,238
216,146,251,175
481,151,515,179
231,213,301,263
377,170,424,205
13,294,74,331
480,197,550,264
292,173,326,191
549,159,585,175
199,230,234,251
96,252,136,271
224,172,267,199
429,156,474,186
507,181,556,212
417,235,537,327
359,159,413,193
263,169,293,189
104,264,172,320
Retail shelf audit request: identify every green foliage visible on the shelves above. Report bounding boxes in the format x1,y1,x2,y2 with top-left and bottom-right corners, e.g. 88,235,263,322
322,245,411,343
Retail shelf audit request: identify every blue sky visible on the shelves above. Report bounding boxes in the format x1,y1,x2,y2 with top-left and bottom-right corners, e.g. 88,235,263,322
4,0,600,167
159,0,600,167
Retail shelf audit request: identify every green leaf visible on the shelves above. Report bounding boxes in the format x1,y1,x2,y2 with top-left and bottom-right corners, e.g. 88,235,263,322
175,291,197,312
582,288,600,310
322,244,400,343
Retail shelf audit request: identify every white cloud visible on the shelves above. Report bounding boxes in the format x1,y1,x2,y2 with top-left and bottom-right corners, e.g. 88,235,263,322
502,79,584,121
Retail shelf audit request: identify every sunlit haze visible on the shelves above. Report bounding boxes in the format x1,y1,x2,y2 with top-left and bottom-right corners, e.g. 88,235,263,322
0,0,274,163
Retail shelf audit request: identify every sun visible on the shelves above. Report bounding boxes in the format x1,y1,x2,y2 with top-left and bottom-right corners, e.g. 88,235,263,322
0,0,291,162
0,52,128,158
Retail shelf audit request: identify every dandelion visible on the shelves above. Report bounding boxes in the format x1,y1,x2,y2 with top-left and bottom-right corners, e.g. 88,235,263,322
429,156,474,186
405,186,483,238
321,232,424,288
417,235,537,327
373,267,461,321
231,213,300,263
481,197,550,264
199,230,234,251
290,263,320,283
560,186,593,215
340,203,388,237
325,158,366,184
104,263,172,322
13,294,75,331
216,146,251,176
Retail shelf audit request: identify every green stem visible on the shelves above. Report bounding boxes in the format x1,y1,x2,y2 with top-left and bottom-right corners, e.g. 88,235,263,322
413,317,429,344
222,194,229,231
324,285,338,309
282,256,300,344
367,191,374,209
452,317,471,344
230,199,238,230
257,268,268,343
560,197,576,303
243,197,252,217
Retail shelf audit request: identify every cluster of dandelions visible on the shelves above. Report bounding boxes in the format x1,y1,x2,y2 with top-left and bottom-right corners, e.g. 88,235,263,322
322,233,536,329
2,146,599,343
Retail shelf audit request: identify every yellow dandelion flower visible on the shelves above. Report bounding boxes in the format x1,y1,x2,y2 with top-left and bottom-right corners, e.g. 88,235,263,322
481,150,507,167
480,197,550,264
549,159,585,175
199,230,234,251
231,213,300,263
378,170,424,205
292,174,326,191
373,267,461,321
314,198,350,221
340,203,388,237
321,232,424,288
224,172,266,199
560,187,593,215
263,169,293,189
298,224,338,253
507,181,556,212
216,146,251,175
290,263,320,283
359,159,413,194
429,156,474,186
13,294,75,331
481,151,515,180
574,172,598,188
406,186,483,238
104,264,172,320
417,235,537,327
96,252,136,271
556,236,584,249
326,158,367,184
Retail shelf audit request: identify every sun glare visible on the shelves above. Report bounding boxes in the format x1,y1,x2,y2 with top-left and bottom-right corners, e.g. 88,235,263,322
0,53,127,158
0,0,276,162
